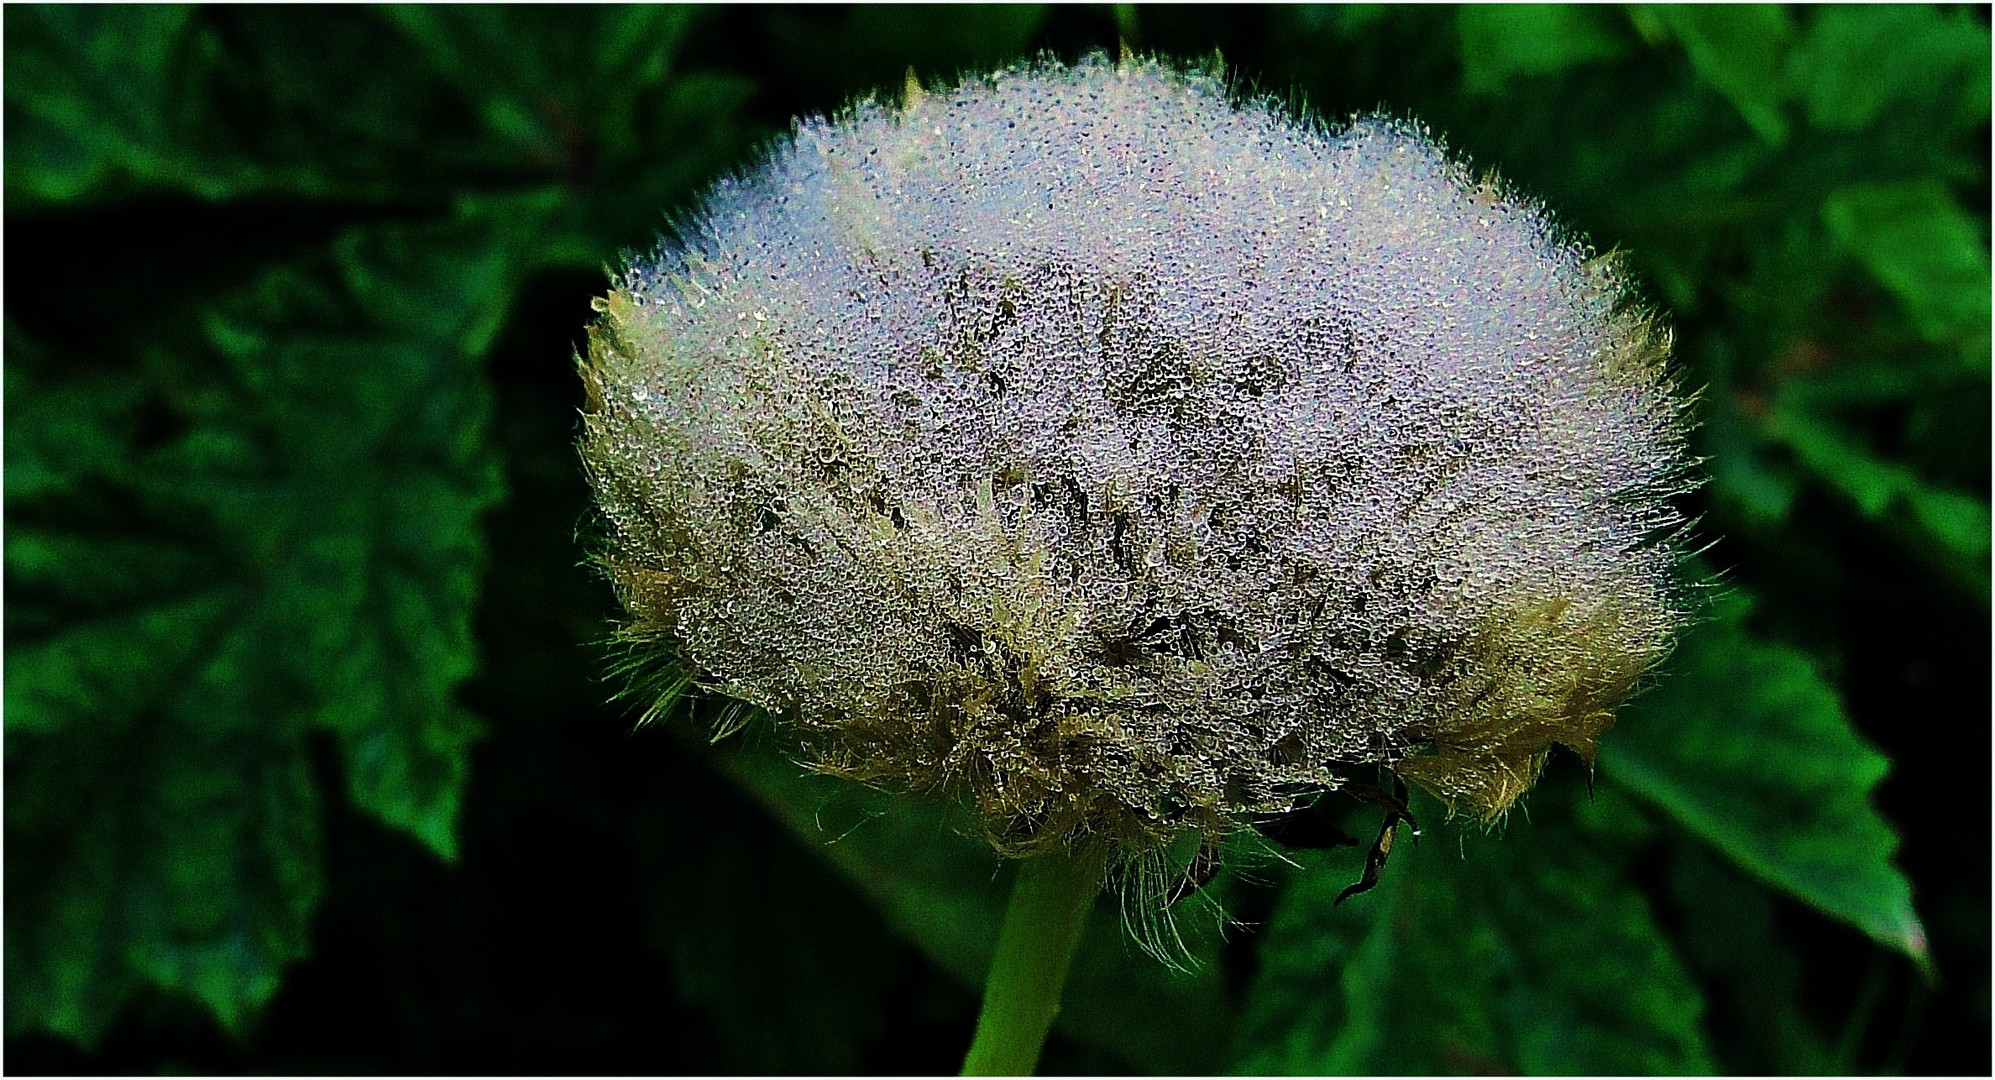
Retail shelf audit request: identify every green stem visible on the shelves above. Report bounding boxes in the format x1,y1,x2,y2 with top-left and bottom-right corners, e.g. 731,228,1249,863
960,844,1109,1076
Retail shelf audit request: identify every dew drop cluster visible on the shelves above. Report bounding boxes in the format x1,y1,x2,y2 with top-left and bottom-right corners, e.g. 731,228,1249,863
579,56,1690,856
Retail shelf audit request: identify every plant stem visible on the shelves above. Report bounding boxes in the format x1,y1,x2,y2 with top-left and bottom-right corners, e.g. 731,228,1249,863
960,844,1109,1076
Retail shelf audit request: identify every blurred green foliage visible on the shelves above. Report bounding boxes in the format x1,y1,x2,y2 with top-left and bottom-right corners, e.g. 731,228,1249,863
5,4,1987,1074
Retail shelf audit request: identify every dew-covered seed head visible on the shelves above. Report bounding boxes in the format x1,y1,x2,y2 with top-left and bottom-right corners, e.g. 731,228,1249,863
579,55,1692,858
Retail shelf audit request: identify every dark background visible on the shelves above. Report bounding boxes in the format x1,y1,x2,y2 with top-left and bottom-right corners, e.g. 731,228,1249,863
6,5,1989,1075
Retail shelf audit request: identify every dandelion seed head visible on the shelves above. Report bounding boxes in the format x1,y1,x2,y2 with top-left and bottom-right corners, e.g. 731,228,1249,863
580,55,1690,856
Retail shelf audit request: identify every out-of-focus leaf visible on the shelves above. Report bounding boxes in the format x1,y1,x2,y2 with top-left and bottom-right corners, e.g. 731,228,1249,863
2,196,540,1041
1,342,151,503
540,68,763,270
1231,803,1711,1075
1764,399,1991,595
638,751,901,1074
1573,767,1664,846
698,726,1232,1075
379,6,695,163
1787,5,1991,133
2,5,213,203
1772,414,1917,518
1902,487,1992,568
4,7,722,213
5,704,322,1045
154,200,535,856
1773,355,1971,410
211,8,505,200
1822,181,1992,361
1604,591,1928,966
1457,6,1628,94
1666,844,1839,1074
1703,394,1804,527
3,7,448,207
377,6,760,268
1636,5,1795,145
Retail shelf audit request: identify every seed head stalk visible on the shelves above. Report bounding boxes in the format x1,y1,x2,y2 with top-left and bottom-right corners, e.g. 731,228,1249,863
961,845,1110,1076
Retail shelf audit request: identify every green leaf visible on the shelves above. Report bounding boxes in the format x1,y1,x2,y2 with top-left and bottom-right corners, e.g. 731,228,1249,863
1664,845,1839,1074
3,197,531,1041
1762,398,1992,595
1457,6,1629,94
1902,486,1992,568
695,726,1233,1075
3,7,639,211
1772,412,1916,518
1603,591,1928,965
3,6,388,207
1822,181,1992,360
1637,4,1795,145
375,6,760,270
210,8,516,202
530,67,762,271
1701,391,1803,528
1787,5,1990,134
150,203,528,858
379,6,696,163
637,752,902,1074
1,334,167,510
1232,803,1712,1075
1,5,212,204
6,711,323,1045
